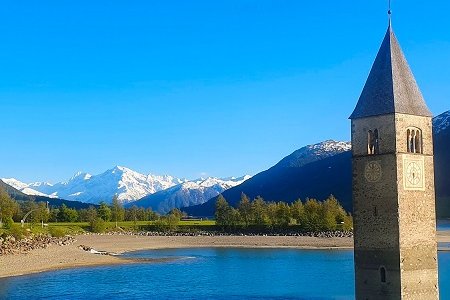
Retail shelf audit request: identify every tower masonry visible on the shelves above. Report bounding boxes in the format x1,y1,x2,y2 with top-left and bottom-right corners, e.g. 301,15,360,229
350,22,439,300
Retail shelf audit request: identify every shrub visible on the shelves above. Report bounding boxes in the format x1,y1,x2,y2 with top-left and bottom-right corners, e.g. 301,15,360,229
3,217,14,229
8,224,27,240
49,226,66,237
166,214,179,231
154,218,168,232
90,217,107,233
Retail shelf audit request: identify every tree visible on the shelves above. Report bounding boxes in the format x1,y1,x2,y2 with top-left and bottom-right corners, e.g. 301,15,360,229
0,188,19,229
86,206,98,223
212,193,352,233
343,214,353,231
145,208,158,221
49,208,60,222
168,208,185,220
35,202,50,228
80,205,105,232
266,202,277,227
166,213,180,231
22,200,39,228
319,195,344,231
111,195,125,228
57,204,79,222
136,207,147,221
303,199,322,231
228,208,242,228
64,206,79,222
290,199,306,227
275,202,291,227
251,196,268,226
238,193,252,227
97,202,112,222
127,205,139,229
215,195,231,228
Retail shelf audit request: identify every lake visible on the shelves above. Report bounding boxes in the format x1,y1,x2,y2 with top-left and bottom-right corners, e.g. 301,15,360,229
438,220,450,231
0,248,449,299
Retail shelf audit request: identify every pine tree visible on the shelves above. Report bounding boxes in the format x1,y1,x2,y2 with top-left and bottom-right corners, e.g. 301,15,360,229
97,202,112,222
251,196,268,226
111,195,125,228
215,195,231,227
238,193,252,227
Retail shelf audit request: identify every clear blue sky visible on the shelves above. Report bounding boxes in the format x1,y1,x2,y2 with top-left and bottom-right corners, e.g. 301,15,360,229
1,1,449,183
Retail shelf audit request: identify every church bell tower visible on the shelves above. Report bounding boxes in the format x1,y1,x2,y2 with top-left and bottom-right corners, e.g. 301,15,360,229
350,19,439,300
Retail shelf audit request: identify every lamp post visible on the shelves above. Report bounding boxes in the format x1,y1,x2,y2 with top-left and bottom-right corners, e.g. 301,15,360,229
21,209,38,228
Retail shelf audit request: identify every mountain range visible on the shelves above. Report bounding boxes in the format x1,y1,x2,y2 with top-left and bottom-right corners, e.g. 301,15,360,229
130,176,251,214
2,110,449,217
0,180,94,210
2,167,251,214
2,166,184,205
185,110,450,218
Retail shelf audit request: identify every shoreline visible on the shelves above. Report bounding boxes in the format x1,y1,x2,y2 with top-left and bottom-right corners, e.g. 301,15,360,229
0,234,353,279
1,231,449,279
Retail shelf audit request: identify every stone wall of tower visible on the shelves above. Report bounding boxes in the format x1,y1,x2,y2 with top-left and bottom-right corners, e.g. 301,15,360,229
352,113,439,299
352,114,402,298
395,114,439,299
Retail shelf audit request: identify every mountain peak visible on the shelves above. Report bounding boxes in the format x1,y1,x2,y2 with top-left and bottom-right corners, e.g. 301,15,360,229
433,110,450,134
276,140,351,169
306,140,352,152
132,174,251,214
110,165,132,173
69,171,92,182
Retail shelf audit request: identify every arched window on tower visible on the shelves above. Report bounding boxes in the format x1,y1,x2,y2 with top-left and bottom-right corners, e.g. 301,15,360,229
380,267,387,283
368,130,374,155
374,129,380,154
407,127,422,154
415,131,422,153
407,129,411,152
368,129,380,155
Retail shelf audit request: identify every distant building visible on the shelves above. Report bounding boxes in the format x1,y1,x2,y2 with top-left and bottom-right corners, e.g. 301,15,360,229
350,19,439,300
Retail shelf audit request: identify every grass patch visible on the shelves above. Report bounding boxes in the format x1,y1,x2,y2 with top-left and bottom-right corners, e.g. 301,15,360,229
2,220,216,235
48,224,86,235
178,220,215,226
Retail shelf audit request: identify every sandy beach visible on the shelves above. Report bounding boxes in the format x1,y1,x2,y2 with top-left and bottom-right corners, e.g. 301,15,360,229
1,231,449,279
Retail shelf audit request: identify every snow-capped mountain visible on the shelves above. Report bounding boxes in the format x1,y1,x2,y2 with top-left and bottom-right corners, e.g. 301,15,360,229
2,166,184,205
433,110,450,134
130,175,252,214
1,178,53,197
276,140,351,169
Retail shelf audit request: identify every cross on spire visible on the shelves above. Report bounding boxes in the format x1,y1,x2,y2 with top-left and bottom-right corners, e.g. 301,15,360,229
388,0,392,27
388,0,392,18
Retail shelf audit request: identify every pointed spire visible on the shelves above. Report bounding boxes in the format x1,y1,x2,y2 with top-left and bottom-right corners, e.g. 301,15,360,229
349,24,432,119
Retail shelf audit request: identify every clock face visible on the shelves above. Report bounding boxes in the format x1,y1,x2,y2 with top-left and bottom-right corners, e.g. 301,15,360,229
364,161,382,182
406,162,422,186
403,157,425,190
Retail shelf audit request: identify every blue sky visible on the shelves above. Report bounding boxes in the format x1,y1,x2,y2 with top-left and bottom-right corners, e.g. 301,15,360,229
1,1,449,183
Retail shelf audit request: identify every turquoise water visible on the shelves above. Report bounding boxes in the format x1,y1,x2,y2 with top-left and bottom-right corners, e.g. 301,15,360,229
438,220,450,231
0,248,449,300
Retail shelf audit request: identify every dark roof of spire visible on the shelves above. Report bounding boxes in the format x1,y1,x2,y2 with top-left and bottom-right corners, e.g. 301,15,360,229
349,24,432,119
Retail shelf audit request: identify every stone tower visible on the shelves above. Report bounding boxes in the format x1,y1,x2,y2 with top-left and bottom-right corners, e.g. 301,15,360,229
350,21,439,300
